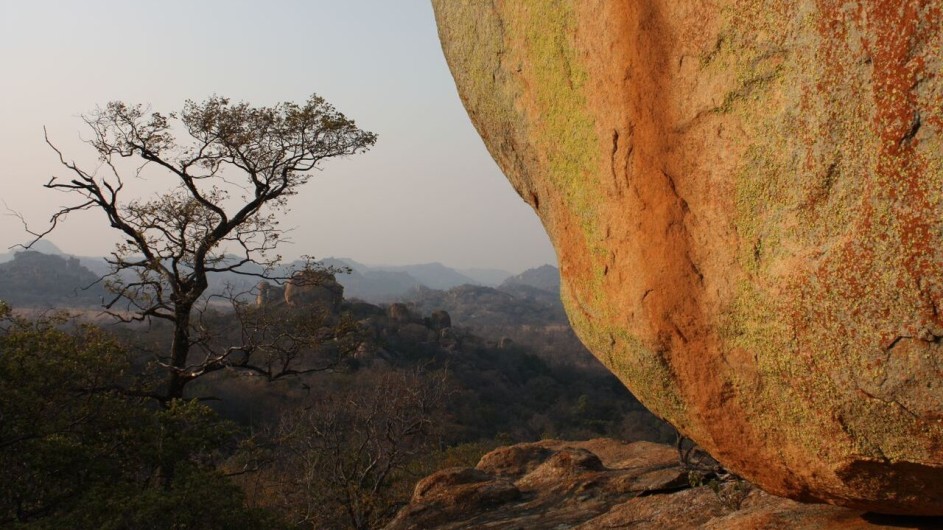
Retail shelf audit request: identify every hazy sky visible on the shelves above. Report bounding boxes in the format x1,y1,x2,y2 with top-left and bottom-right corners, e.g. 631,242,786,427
0,0,556,272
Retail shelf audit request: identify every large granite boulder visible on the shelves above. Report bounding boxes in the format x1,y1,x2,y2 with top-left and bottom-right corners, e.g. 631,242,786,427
432,0,943,515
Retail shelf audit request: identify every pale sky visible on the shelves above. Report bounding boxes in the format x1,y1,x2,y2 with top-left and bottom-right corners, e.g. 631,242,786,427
0,0,556,273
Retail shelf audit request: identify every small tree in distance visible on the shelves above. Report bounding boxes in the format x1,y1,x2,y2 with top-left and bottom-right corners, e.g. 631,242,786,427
257,367,452,530
30,94,377,402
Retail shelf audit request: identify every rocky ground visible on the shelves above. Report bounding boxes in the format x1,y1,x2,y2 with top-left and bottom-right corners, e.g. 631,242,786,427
387,439,943,529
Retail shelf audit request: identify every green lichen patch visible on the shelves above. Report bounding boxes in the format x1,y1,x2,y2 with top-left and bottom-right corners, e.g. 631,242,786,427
504,1,608,292
563,288,690,432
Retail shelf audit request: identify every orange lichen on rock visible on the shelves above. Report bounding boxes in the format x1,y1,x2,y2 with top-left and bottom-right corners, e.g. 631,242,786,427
433,0,943,515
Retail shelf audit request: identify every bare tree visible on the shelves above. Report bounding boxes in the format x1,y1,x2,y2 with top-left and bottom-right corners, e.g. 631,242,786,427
257,368,452,530
30,94,376,401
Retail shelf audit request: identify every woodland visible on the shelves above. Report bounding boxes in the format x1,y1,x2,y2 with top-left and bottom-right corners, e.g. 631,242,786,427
0,94,670,529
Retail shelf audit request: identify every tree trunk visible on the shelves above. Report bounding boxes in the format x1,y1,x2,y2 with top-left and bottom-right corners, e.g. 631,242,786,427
166,303,192,401
157,303,193,489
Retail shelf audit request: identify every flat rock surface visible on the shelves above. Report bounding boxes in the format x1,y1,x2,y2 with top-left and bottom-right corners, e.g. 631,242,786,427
432,0,943,514
386,440,943,529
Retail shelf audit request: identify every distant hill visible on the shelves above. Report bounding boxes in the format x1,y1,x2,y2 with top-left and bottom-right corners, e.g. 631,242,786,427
458,267,513,286
0,247,556,309
0,240,64,263
405,283,567,329
312,259,501,302
500,264,560,293
0,251,105,307
291,261,557,306
372,262,477,290
76,256,112,277
318,258,422,302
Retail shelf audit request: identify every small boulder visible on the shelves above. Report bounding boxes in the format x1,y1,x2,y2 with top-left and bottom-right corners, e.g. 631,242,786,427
427,309,452,331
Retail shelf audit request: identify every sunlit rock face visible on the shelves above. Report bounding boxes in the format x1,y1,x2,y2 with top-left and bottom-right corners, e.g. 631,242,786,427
432,0,943,515
284,271,344,312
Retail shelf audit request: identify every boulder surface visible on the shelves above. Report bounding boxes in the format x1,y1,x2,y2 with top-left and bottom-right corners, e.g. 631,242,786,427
387,439,940,529
432,0,943,514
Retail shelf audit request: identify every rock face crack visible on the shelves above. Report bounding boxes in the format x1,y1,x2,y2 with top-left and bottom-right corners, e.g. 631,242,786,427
900,111,921,145
857,386,920,419
610,129,622,196
642,288,654,303
884,335,912,351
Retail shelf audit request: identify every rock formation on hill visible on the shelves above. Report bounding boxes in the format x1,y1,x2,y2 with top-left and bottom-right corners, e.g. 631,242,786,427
0,251,104,306
255,281,285,308
283,270,344,312
433,0,943,515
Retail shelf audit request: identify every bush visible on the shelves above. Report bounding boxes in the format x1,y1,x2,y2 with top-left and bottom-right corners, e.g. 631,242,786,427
0,308,282,528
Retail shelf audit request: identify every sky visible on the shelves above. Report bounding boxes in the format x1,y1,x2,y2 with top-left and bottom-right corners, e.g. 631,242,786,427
0,0,557,273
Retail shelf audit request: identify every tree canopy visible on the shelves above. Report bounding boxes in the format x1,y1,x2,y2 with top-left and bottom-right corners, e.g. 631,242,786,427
0,308,284,528
33,94,376,401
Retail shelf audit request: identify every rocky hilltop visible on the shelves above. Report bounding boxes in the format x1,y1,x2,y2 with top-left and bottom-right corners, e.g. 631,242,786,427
0,251,104,306
433,1,943,515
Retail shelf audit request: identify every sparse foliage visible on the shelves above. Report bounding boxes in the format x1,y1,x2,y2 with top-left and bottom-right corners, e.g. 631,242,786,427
244,368,452,530
678,433,753,511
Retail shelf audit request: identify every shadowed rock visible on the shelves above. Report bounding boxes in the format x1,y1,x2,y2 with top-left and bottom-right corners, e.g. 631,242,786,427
427,309,452,331
387,302,416,323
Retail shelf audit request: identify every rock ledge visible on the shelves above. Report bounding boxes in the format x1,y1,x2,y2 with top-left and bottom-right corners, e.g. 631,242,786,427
387,439,942,529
